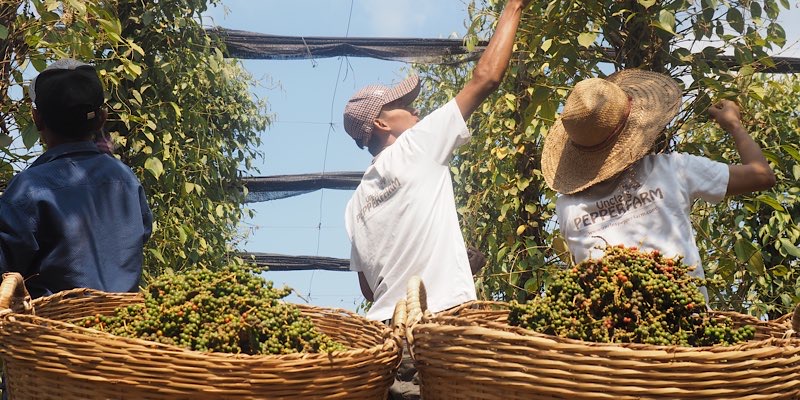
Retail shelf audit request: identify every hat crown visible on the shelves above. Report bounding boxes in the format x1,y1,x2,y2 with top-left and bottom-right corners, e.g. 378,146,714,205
561,78,630,148
342,74,420,148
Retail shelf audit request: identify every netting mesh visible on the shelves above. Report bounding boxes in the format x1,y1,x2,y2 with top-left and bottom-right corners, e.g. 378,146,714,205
212,28,486,64
243,171,363,202
239,252,350,272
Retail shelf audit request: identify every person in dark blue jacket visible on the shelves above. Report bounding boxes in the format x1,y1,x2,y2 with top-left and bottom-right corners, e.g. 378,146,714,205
0,58,153,299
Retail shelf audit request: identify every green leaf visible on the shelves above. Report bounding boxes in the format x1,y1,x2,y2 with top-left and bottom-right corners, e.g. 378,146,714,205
771,265,789,277
0,24,7,40
779,238,800,258
0,133,12,147
144,157,164,179
148,248,166,264
552,235,571,264
726,8,744,33
577,32,597,48
756,194,785,211
750,2,763,18
734,238,765,276
782,144,800,162
21,123,39,149
524,277,540,293
764,0,780,19
177,225,188,244
97,18,122,40
656,10,676,34
637,0,657,8
540,38,552,52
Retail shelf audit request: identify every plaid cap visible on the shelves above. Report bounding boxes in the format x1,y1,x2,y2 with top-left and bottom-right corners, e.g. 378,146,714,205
29,58,104,135
343,74,420,148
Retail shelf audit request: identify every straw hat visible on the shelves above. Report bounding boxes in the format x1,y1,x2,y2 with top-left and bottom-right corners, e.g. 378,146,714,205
541,69,681,194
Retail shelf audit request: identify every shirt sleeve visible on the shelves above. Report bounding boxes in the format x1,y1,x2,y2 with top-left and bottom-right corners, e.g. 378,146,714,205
139,186,153,243
0,199,39,275
402,99,470,165
674,153,729,204
349,245,362,272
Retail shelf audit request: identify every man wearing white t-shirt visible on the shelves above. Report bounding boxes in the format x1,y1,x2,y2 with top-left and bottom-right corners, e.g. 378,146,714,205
342,2,530,398
541,70,776,302
343,0,530,323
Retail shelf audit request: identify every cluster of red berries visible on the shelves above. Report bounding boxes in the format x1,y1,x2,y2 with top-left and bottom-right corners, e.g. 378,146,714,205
508,245,755,347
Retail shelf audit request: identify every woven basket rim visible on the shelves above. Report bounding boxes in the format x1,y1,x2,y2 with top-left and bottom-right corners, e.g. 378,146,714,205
4,288,399,361
420,300,800,353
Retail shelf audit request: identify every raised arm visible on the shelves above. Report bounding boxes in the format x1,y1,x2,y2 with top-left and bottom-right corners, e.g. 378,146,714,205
707,100,776,196
454,0,528,120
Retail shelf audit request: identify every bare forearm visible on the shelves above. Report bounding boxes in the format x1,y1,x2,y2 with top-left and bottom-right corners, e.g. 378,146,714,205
473,0,526,89
727,123,768,169
455,0,526,119
708,100,776,196
723,122,776,196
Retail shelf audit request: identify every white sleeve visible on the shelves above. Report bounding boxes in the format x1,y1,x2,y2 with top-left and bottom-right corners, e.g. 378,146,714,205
349,244,362,272
402,99,470,165
674,153,729,204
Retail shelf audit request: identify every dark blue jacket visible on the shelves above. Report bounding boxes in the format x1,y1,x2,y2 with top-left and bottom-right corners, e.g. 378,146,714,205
0,141,152,298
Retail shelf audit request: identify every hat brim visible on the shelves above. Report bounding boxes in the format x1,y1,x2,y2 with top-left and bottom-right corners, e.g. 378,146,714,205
542,70,681,194
383,74,420,108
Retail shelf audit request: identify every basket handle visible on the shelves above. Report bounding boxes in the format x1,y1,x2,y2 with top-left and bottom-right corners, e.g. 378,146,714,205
404,276,429,357
0,272,33,316
392,298,406,334
792,303,799,336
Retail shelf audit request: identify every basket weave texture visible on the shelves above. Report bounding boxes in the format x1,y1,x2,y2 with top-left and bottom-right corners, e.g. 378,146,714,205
0,273,401,400
405,276,800,400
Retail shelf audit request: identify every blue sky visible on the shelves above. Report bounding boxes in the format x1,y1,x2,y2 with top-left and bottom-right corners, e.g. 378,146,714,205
204,1,800,313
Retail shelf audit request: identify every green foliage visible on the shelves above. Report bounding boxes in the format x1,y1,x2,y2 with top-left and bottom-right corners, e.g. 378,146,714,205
2,0,268,278
508,245,756,346
686,74,800,318
415,0,796,316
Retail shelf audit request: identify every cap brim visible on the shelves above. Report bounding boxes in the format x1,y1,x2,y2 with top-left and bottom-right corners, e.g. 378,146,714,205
383,74,420,107
542,70,681,194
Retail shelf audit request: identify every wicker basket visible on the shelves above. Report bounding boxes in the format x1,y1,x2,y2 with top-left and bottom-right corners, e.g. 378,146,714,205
404,276,800,400
0,272,402,400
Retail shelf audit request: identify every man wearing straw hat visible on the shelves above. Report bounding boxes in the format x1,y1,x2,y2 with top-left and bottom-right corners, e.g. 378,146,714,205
541,69,776,299
0,58,152,300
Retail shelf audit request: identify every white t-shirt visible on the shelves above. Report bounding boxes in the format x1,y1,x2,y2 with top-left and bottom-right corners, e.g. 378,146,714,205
556,153,729,283
345,99,477,321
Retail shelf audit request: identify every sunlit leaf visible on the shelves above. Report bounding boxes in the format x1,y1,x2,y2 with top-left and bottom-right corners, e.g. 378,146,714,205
656,10,676,34
637,0,657,8
577,32,597,48
779,238,800,258
144,157,164,179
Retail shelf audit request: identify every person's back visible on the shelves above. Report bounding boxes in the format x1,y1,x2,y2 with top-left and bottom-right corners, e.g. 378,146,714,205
0,58,152,298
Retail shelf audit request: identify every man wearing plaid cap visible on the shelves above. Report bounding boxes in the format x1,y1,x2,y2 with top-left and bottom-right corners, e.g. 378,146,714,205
343,1,531,322
0,58,152,300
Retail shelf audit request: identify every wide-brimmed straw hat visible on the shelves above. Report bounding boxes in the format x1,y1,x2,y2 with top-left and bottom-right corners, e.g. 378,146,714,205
541,69,681,194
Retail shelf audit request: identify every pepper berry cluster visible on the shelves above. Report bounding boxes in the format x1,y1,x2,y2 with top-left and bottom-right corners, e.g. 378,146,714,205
81,263,345,355
508,245,755,347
